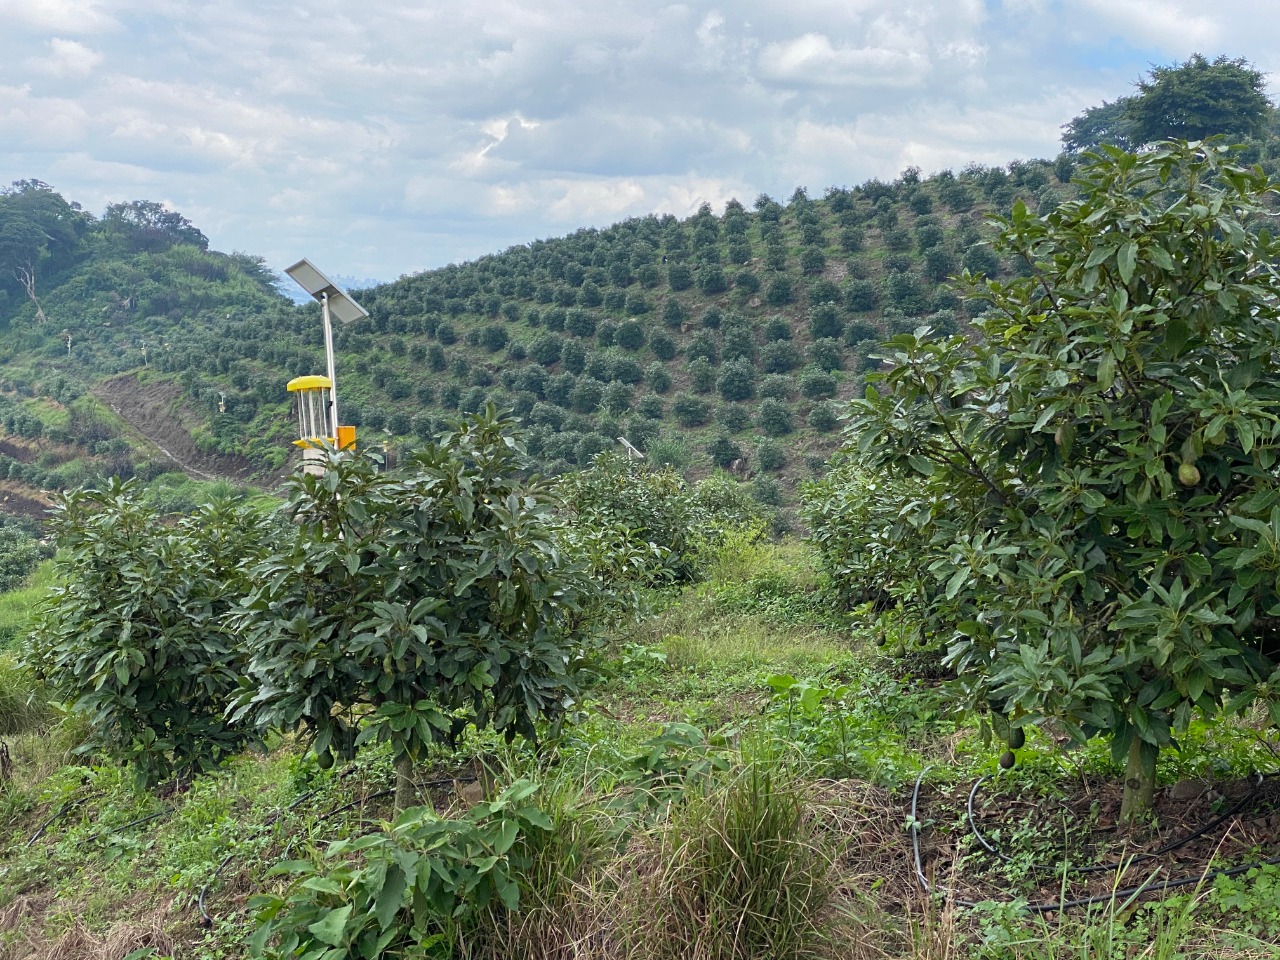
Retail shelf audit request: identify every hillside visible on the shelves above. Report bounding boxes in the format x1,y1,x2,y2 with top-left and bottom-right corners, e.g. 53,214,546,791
4,131,1280,521
0,163,1074,519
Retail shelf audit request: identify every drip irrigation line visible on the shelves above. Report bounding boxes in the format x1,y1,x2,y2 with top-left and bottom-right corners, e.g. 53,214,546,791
83,808,171,845
910,766,1280,914
26,791,103,847
966,771,1272,876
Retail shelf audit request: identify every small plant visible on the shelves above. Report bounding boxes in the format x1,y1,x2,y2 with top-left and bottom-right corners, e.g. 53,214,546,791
249,780,554,958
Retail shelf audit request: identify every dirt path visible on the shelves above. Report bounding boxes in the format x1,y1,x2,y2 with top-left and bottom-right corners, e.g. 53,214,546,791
92,375,263,484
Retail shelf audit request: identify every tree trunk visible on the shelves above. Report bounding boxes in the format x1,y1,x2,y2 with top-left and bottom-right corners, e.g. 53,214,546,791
1119,736,1157,826
395,755,416,812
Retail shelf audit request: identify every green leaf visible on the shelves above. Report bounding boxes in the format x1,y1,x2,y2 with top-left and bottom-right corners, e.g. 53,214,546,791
307,904,352,946
1117,241,1137,283
374,865,408,931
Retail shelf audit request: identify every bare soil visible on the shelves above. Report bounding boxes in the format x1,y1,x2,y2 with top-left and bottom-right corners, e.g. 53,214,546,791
913,771,1280,910
92,375,261,483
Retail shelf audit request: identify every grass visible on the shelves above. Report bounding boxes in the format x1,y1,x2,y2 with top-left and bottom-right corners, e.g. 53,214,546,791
0,560,54,652
634,757,834,960
1,538,1279,958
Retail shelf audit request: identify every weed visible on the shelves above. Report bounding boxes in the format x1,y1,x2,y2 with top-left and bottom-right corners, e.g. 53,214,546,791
631,761,834,960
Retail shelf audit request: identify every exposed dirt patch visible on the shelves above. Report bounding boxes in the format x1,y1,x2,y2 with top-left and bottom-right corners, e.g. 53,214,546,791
93,375,260,483
913,771,1280,910
0,483,54,522
0,439,38,464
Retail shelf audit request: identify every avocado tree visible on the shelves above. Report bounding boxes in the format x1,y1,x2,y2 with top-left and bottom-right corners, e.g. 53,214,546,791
28,483,272,786
840,142,1280,821
232,408,595,809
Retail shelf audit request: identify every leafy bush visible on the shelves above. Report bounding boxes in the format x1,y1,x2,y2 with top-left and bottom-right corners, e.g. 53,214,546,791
649,331,676,361
807,403,838,432
28,483,273,785
616,318,645,350
764,276,793,306
233,410,595,789
0,526,42,593
835,143,1280,819
759,374,795,400
637,395,664,420
755,439,786,472
672,393,712,427
716,357,756,402
560,452,700,583
798,369,837,400
808,302,843,340
806,338,843,372
688,358,716,394
706,433,742,469
761,341,803,374
762,316,791,342
250,780,554,959
646,362,672,394
844,279,879,313
756,399,793,436
717,402,751,433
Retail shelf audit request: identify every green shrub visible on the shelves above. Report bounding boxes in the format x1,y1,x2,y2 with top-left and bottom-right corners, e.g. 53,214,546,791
806,338,843,372
764,276,793,306
716,358,756,402
646,363,672,394
250,780,555,959
637,395,665,420
756,399,793,436
235,411,595,792
807,403,838,432
759,374,795,400
688,358,716,394
616,319,646,350
706,433,742,468
0,527,42,594
649,331,676,361
755,440,786,472
672,393,712,427
761,341,802,374
28,483,274,785
762,316,791,342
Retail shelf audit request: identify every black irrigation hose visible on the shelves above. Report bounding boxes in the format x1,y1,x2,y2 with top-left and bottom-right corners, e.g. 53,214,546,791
196,765,363,927
966,770,1273,876
25,791,103,847
82,808,171,845
910,766,1280,914
196,771,475,927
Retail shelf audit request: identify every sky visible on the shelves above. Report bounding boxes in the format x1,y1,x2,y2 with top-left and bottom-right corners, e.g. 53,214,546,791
1,0,1277,284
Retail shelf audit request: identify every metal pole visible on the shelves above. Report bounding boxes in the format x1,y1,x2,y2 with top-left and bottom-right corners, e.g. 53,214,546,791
321,292,339,435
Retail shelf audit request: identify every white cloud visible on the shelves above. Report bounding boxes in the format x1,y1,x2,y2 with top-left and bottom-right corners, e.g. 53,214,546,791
0,0,119,33
1077,0,1221,52
29,38,105,78
758,32,929,87
0,0,1274,278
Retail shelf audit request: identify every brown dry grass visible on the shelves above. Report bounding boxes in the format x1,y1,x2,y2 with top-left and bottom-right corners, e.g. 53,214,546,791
0,896,176,960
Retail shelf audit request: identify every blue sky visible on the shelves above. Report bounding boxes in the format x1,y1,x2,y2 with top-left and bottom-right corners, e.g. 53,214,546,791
0,0,1274,283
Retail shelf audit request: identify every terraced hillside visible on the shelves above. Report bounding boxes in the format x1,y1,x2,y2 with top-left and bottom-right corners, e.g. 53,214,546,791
0,160,1100,521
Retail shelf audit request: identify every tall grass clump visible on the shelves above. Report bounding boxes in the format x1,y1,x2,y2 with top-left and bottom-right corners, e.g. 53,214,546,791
467,763,617,960
634,761,835,960
0,654,51,736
